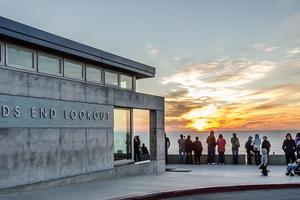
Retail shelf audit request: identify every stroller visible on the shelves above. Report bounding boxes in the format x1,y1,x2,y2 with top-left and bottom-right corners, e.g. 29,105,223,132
286,159,300,176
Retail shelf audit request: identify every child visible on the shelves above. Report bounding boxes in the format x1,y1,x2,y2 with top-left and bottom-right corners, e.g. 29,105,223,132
259,148,268,176
286,158,300,176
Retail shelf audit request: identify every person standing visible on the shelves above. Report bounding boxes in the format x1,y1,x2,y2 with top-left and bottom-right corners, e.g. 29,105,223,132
185,135,193,164
231,133,240,164
262,136,271,155
217,134,226,165
245,136,253,165
252,134,261,165
259,148,269,176
165,133,170,164
133,135,141,162
206,130,216,164
282,133,296,164
295,133,300,159
193,136,203,164
178,134,186,164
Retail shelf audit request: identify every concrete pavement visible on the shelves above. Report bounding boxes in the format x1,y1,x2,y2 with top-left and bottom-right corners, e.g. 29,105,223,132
0,164,299,200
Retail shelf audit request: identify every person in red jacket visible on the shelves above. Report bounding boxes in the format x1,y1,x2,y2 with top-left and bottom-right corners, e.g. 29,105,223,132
185,135,194,164
217,134,226,165
193,136,203,164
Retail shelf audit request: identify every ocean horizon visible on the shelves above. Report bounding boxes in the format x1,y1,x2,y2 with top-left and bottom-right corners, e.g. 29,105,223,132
133,130,300,155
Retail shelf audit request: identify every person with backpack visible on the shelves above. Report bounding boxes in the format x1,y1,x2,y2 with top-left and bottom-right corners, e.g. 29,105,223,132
231,133,240,164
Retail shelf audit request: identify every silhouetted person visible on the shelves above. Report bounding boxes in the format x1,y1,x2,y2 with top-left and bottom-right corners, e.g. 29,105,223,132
141,143,149,154
262,136,271,155
217,134,226,165
295,133,300,159
252,134,261,165
185,135,193,164
165,133,170,164
178,134,186,164
206,130,216,164
282,133,296,164
245,136,253,165
133,135,141,162
193,137,203,164
231,133,240,164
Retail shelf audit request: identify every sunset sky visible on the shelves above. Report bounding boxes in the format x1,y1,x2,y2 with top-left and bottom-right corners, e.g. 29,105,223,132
1,0,300,131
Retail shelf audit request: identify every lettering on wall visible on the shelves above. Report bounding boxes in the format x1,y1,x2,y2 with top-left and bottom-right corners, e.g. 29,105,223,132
0,94,113,128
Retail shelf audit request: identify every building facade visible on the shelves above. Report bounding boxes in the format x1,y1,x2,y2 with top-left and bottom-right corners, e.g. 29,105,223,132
0,17,165,191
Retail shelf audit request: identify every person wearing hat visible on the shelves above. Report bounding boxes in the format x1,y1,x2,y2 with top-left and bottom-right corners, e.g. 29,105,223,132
245,136,253,165
262,136,271,155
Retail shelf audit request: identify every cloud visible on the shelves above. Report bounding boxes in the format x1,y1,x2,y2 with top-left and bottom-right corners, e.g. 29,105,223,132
163,57,300,131
286,47,300,57
253,43,279,53
146,43,159,55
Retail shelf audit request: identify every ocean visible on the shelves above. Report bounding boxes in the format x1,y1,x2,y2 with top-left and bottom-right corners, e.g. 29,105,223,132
134,130,300,155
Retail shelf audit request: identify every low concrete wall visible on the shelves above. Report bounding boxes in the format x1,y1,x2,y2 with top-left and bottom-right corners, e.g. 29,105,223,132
0,161,163,194
167,154,287,165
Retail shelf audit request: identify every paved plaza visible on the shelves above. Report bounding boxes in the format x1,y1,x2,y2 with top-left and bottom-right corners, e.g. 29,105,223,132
0,164,299,200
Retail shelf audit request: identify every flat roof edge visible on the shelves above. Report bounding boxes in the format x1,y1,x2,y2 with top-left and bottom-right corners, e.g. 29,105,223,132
0,16,155,78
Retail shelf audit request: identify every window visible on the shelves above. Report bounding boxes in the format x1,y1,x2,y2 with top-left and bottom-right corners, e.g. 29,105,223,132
86,65,102,84
120,74,133,90
63,59,84,80
38,53,61,76
133,109,150,162
114,109,132,161
0,42,3,65
6,44,35,70
105,70,118,86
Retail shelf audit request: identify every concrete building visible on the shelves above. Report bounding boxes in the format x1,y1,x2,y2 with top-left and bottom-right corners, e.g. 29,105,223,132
0,16,165,191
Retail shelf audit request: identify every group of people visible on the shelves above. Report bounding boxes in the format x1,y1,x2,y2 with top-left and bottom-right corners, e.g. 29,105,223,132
177,131,241,165
176,131,300,166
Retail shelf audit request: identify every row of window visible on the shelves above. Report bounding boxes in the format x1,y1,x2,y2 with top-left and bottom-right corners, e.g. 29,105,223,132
0,42,134,90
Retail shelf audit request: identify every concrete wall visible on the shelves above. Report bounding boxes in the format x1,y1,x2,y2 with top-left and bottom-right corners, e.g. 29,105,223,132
167,154,288,165
0,67,165,190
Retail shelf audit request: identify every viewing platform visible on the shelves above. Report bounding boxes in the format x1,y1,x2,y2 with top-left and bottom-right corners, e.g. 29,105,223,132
0,164,299,200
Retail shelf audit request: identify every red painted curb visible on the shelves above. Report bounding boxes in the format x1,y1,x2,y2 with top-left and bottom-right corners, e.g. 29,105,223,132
110,183,300,200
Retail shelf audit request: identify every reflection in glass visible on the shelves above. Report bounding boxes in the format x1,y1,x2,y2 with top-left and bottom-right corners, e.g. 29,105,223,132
7,45,34,70
133,109,150,161
64,60,83,80
120,74,132,90
38,54,61,75
105,71,118,86
86,65,101,83
114,109,132,161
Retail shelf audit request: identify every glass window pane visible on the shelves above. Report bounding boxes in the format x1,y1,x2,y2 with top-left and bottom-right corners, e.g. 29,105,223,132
133,109,150,162
105,71,118,86
114,109,132,161
120,74,132,89
38,54,61,75
7,45,34,70
86,65,101,83
64,60,83,80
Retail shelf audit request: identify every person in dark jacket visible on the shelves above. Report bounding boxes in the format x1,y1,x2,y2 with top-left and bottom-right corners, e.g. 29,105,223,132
206,130,216,164
245,136,253,165
282,133,296,164
185,135,193,164
295,132,300,159
165,133,170,164
262,136,271,155
193,136,203,164
134,135,141,162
